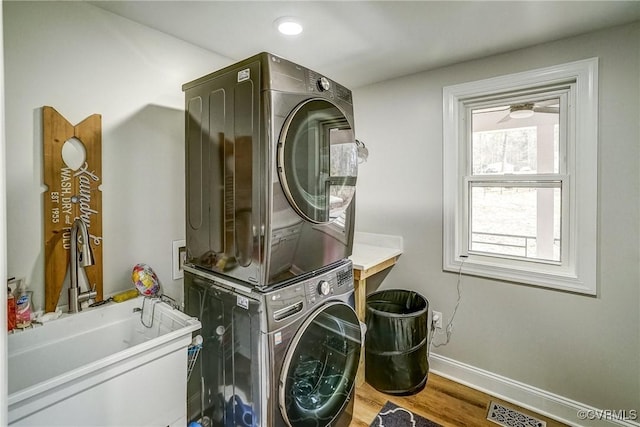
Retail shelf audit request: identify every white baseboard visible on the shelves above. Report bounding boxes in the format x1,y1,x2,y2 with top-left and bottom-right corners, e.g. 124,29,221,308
429,354,639,427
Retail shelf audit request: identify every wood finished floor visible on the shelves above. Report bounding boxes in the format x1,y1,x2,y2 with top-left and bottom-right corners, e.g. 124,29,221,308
351,373,569,427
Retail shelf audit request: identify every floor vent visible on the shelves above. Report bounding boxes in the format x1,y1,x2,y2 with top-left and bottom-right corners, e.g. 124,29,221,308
487,401,547,427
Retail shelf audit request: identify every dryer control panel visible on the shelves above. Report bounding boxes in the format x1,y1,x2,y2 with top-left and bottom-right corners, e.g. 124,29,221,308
305,70,353,104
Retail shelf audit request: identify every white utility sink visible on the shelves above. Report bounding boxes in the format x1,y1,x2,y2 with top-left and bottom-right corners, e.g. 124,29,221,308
8,296,201,426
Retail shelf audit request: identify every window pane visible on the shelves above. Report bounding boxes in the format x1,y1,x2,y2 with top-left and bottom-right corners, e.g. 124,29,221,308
471,99,560,175
470,185,561,262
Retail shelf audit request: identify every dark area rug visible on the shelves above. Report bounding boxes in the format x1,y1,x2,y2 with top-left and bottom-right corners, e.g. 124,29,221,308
369,401,443,427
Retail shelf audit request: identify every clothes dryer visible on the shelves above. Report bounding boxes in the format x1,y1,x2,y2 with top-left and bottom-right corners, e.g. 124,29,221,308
183,53,358,289
183,260,361,427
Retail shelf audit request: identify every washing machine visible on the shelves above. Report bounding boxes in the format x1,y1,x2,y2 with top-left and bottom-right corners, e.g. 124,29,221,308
183,52,358,289
184,260,362,427
267,261,361,427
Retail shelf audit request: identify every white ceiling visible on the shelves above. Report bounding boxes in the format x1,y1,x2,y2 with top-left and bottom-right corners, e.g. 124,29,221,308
89,1,640,88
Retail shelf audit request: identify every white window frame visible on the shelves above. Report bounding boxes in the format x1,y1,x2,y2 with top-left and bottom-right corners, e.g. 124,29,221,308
443,58,598,294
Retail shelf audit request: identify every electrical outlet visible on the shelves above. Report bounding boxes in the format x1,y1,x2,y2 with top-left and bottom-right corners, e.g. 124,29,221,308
432,310,443,329
172,240,186,280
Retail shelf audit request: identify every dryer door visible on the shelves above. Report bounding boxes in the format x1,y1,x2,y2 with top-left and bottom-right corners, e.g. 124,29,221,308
277,99,357,224
278,302,362,427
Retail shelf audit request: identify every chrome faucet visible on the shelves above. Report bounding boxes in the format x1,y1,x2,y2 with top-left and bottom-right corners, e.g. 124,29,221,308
68,218,97,313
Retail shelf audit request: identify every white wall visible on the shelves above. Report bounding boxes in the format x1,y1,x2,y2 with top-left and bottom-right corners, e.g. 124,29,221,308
353,22,639,422
3,1,229,310
1,2,8,424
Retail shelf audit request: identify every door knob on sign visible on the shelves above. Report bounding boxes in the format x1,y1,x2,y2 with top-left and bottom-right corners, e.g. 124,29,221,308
317,77,331,92
317,280,331,296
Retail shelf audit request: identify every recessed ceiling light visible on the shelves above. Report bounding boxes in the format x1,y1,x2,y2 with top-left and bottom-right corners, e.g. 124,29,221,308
275,17,303,36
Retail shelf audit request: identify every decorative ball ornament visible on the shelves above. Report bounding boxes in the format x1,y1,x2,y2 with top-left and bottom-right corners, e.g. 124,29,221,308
131,263,160,296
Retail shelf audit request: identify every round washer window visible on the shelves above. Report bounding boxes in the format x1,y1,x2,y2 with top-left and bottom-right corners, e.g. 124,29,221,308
279,302,361,426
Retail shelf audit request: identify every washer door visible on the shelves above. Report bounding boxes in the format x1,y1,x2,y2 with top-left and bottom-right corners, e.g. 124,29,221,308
277,99,357,224
279,302,362,427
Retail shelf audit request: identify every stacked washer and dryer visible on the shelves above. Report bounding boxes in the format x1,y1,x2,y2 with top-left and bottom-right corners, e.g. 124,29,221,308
182,53,362,427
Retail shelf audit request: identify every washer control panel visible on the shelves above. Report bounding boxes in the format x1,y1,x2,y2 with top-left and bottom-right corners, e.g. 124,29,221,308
264,260,353,331
303,261,353,306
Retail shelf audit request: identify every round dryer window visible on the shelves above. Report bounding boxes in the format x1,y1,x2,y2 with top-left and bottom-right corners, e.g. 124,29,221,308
277,99,358,224
278,302,361,427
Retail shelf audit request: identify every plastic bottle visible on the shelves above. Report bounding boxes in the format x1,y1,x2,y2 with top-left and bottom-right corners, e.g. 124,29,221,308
15,281,33,328
7,286,16,331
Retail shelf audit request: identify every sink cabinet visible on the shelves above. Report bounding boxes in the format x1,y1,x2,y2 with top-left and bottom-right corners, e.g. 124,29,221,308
8,297,201,426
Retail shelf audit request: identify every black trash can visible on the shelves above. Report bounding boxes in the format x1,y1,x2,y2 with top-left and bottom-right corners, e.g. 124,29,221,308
365,289,429,395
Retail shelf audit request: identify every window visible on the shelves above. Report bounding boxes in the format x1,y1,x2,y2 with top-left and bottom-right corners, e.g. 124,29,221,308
443,58,598,294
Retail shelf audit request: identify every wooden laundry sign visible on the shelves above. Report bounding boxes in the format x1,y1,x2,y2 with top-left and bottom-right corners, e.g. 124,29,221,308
43,106,103,312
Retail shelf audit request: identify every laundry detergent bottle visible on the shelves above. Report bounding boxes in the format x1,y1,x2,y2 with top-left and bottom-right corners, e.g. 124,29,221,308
15,281,33,328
